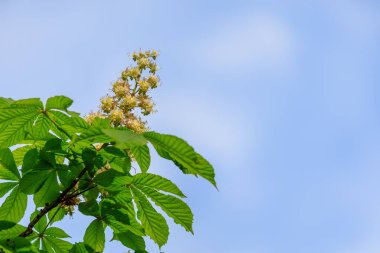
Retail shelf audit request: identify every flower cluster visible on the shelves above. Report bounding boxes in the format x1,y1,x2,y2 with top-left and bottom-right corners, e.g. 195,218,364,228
86,50,160,133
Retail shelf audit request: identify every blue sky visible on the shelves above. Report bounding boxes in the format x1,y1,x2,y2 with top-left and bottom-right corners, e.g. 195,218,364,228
0,0,380,252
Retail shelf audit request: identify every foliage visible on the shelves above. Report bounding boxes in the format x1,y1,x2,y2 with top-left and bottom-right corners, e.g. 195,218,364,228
0,51,216,252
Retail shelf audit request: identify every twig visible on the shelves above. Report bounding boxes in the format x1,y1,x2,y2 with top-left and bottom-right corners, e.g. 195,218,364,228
40,206,61,235
19,164,91,237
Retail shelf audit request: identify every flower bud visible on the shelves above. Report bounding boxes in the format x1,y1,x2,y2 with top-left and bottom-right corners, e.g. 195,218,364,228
109,109,124,125
100,97,114,113
121,95,138,110
151,50,158,59
138,79,150,92
149,62,158,73
132,52,139,61
137,57,149,69
129,67,140,79
147,75,159,88
112,81,130,98
127,117,146,133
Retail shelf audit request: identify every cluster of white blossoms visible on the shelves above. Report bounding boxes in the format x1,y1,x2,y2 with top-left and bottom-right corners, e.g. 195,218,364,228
86,50,160,133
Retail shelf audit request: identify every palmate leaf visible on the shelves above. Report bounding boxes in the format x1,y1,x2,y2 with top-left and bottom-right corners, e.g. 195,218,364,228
130,145,150,173
99,147,131,173
132,173,185,198
19,170,51,194
0,98,14,108
131,188,169,247
43,236,72,253
0,221,17,230
0,182,17,198
33,172,60,207
78,199,100,217
45,227,71,239
102,129,147,149
0,98,43,148
113,231,146,251
29,211,47,233
45,96,88,137
0,96,84,148
83,219,105,252
144,132,217,187
12,145,33,167
136,187,193,233
45,96,73,111
47,206,65,225
0,224,26,240
100,199,144,237
0,186,27,223
13,237,39,253
69,243,89,253
0,148,20,181
31,115,55,140
73,126,113,147
111,193,145,236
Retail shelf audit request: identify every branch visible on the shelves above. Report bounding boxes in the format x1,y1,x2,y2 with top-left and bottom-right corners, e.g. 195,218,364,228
19,164,91,237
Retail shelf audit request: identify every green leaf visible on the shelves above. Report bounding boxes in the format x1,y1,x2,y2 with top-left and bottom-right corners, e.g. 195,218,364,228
0,182,17,198
33,172,60,207
67,111,89,130
0,97,14,108
130,145,150,173
132,173,185,198
13,237,38,252
102,129,147,149
30,211,47,233
0,148,20,181
137,187,193,233
0,224,26,240
43,236,72,253
100,199,144,237
93,170,127,192
78,200,100,217
0,186,27,223
113,231,146,251
0,221,16,230
73,126,112,146
31,115,54,140
0,99,43,148
110,193,145,236
10,98,42,108
31,238,41,251
47,206,65,225
45,227,71,238
21,148,39,175
19,170,51,194
45,96,73,111
69,243,89,253
45,111,76,138
144,132,216,187
99,146,131,173
83,219,105,253
12,145,33,167
131,188,169,247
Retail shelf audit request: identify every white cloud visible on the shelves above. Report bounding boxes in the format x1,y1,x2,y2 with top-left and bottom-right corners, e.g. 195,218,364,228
193,12,296,72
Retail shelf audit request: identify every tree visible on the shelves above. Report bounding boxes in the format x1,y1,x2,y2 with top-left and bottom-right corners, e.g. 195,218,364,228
0,51,216,252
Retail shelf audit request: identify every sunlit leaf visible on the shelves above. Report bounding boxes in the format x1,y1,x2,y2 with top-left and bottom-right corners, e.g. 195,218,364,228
130,145,150,173
0,186,27,223
131,188,168,247
83,219,105,252
144,132,216,187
